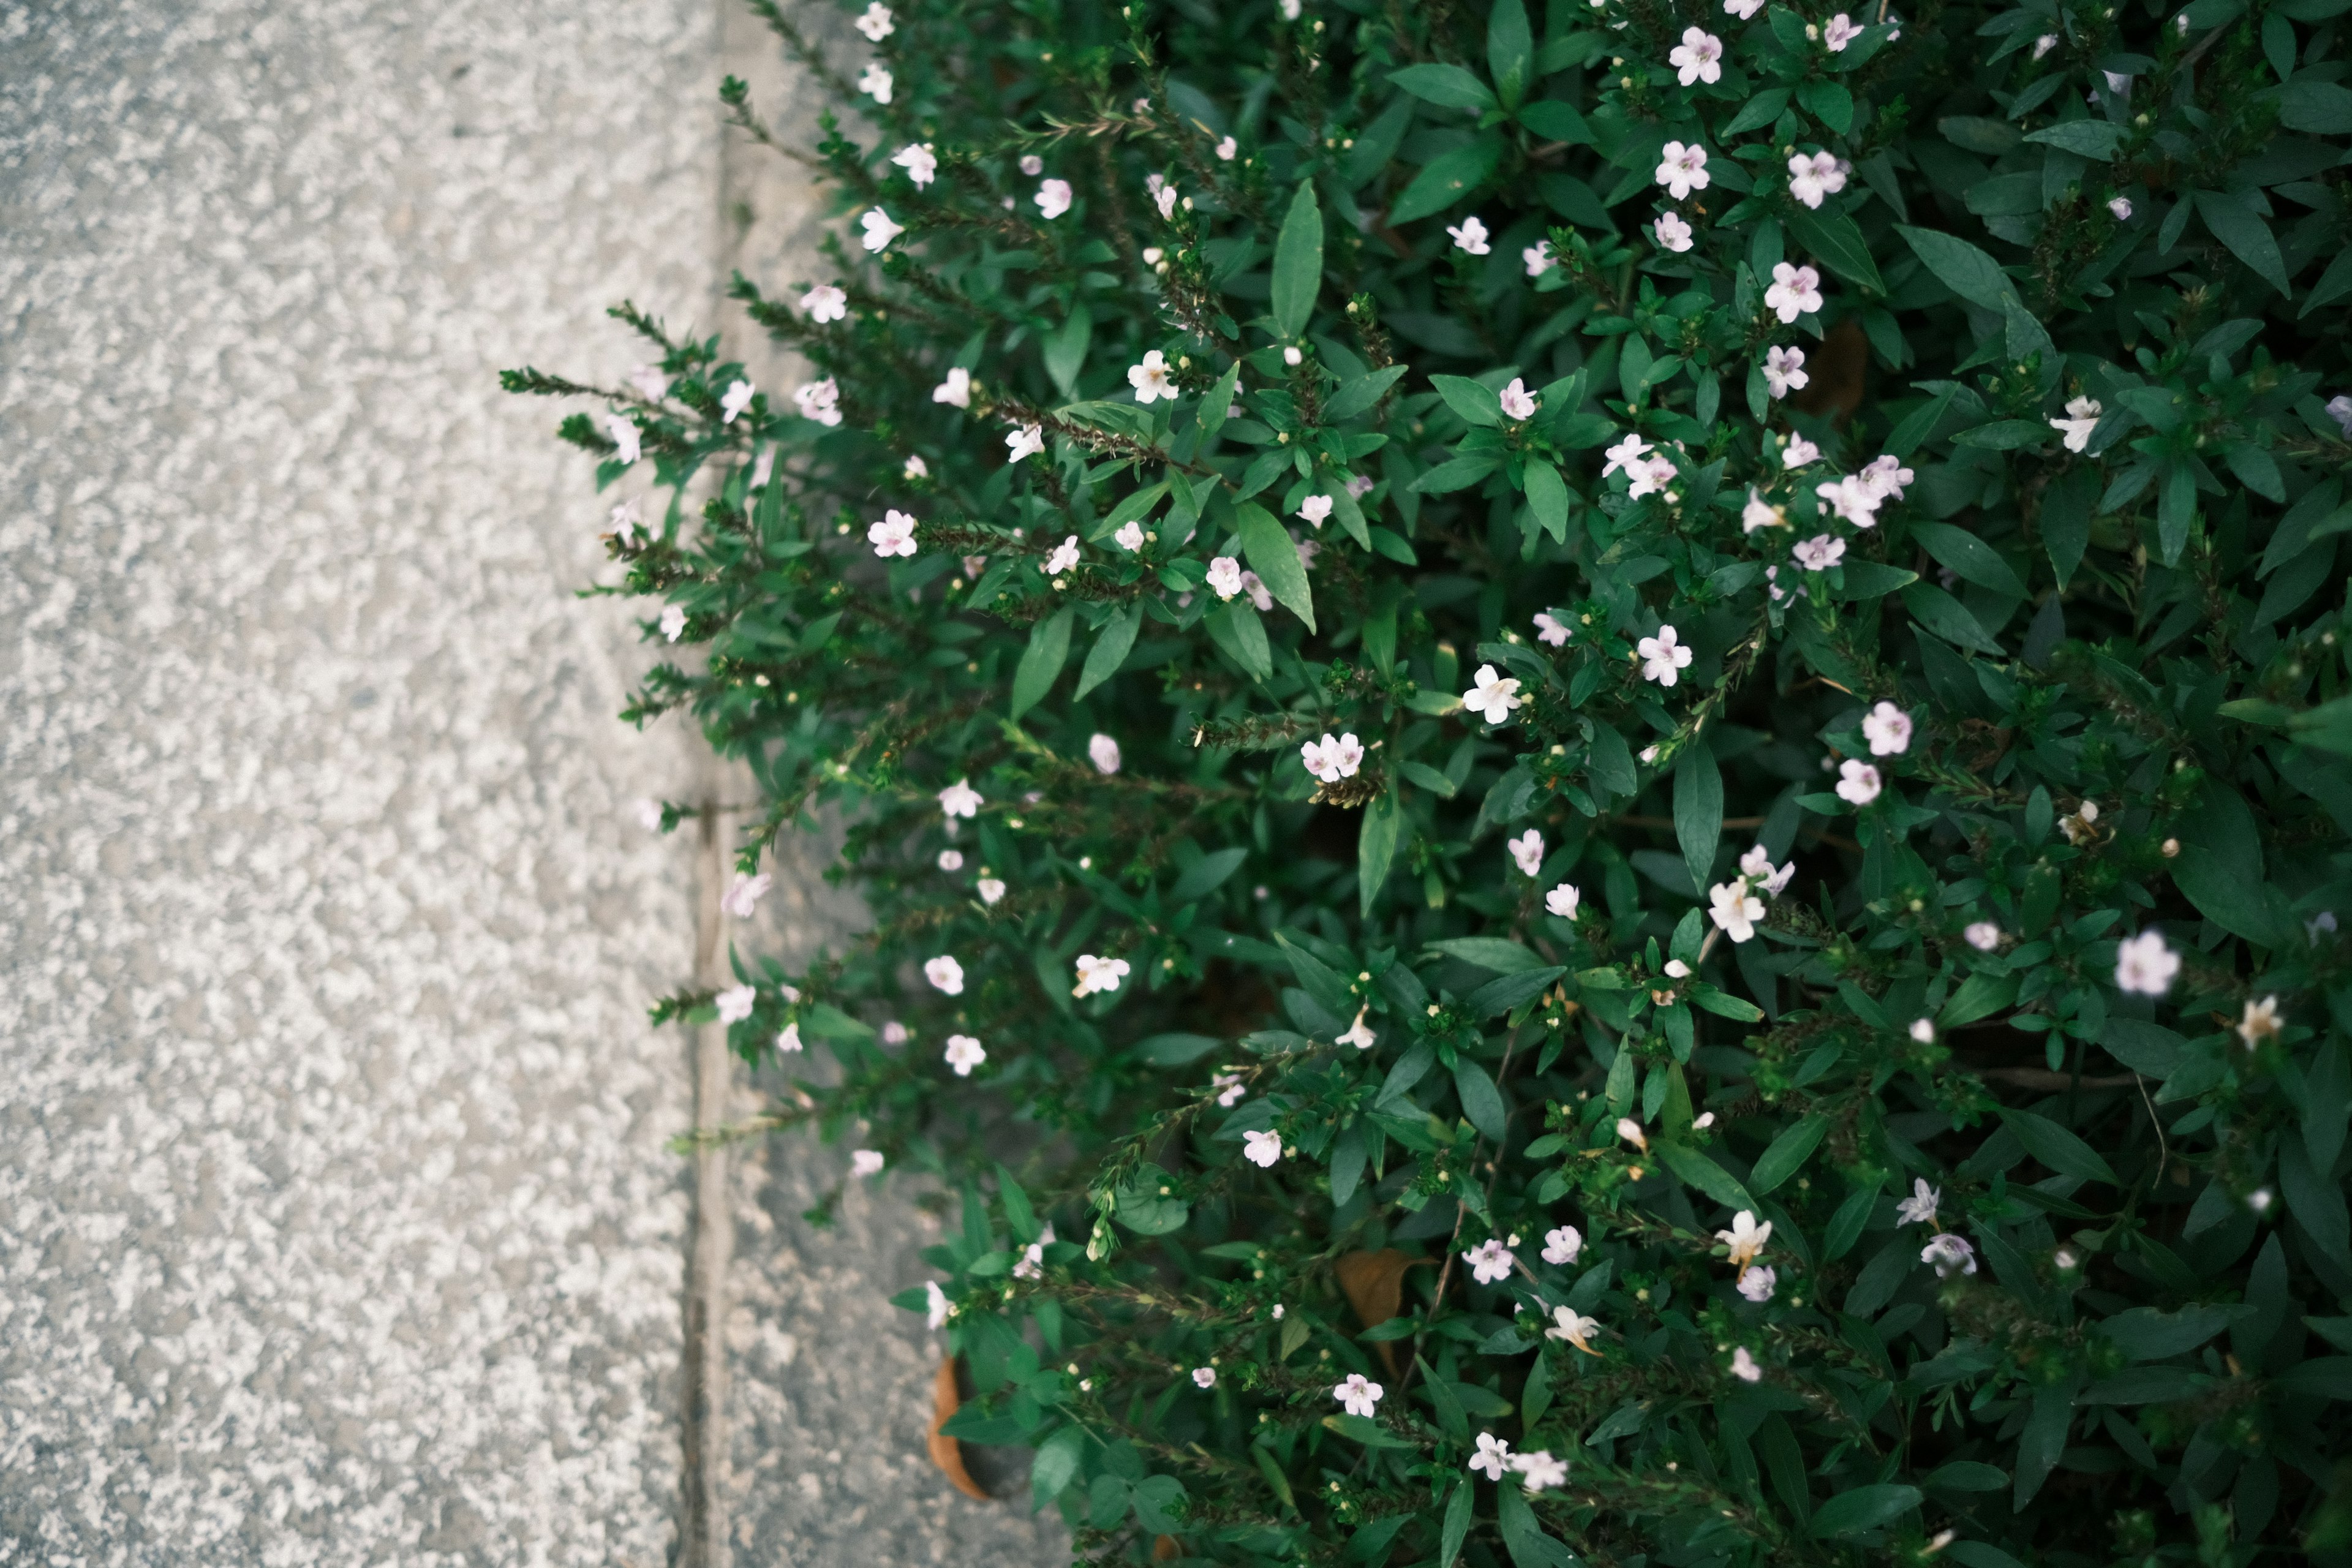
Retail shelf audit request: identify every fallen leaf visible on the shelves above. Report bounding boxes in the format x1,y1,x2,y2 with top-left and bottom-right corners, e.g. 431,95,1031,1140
1335,1248,1430,1377
928,1354,992,1501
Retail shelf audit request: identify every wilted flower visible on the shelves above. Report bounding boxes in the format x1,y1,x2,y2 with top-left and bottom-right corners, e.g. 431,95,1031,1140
1616,1117,1648,1153
2115,929,2180,996
2108,195,2135,221
1338,1008,1378,1049
1088,733,1121,775
1716,1209,1773,1267
944,1034,986,1076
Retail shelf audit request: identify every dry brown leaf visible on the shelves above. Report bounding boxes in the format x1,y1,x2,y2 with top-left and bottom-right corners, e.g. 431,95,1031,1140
1335,1248,1428,1378
1152,1536,1184,1561
927,1354,992,1501
1791,317,1868,424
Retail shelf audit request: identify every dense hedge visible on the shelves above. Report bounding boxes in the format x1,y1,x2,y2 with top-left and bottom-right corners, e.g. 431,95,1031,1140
510,0,2352,1562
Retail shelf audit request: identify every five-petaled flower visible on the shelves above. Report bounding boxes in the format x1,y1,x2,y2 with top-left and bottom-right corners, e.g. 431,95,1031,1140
1213,1073,1247,1108
941,1033,988,1076
1191,1366,1216,1389
1792,534,1845,572
1297,494,1333,528
2051,394,2102,453
1546,882,1581,920
1044,535,1080,577
1896,1178,1941,1227
1508,829,1545,878
1836,758,1883,806
1732,1346,1762,1381
1035,178,1074,219
1737,1265,1777,1302
1824,12,1863,50
1670,27,1724,85
891,141,937,186
1724,0,1764,15
1300,731,1365,783
1965,921,2000,951
1128,350,1178,403
1743,489,1785,533
932,366,971,407
1655,140,1711,199
1206,556,1245,600
1463,1238,1516,1285
976,877,1006,905
608,414,643,464
1787,150,1849,209
1216,135,1237,160
1862,701,1913,756
721,872,772,920
2237,995,2282,1049
1717,1210,1773,1267
1073,953,1130,997
1470,1432,1513,1480
860,207,903,251
1542,1225,1583,1265
869,509,919,558
1709,878,1766,941
1860,454,1915,500
854,2,894,40
1653,211,1695,252
1781,433,1822,469
1498,378,1537,420
924,955,965,995
2115,929,2180,996
1512,1451,1569,1493
1547,1306,1602,1354
1005,424,1045,462
851,1149,885,1177
794,378,843,427
1333,1373,1382,1417
774,1021,801,1055
1764,262,1824,323
1921,1233,1977,1277
1638,625,1694,686
1114,520,1145,552
1338,1008,1378,1049
716,984,758,1023
1602,432,1653,477
1534,611,1570,646
802,284,848,323
1447,215,1492,255
1815,475,1880,527
720,379,756,424
1462,663,1525,724
1523,240,1555,276
660,605,687,643
1763,345,1809,399
1242,1128,1284,1167
938,779,982,820
858,61,893,102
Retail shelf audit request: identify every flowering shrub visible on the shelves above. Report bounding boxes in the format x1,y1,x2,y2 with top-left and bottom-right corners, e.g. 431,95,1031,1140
510,0,2352,1561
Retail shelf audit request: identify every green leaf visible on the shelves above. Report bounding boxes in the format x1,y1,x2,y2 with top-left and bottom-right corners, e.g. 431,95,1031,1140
2281,77,2352,134
1439,1478,1473,1567
1497,1482,1576,1568
2275,1357,2352,1400
1324,1413,1417,1449
1466,965,1566,1017
1430,374,1504,428
1487,0,1532,108
1425,937,1547,973
2174,780,2293,946
2040,464,2097,587
1170,847,1249,903
1044,306,1092,399
1232,501,1315,630
1389,63,1498,112
2195,190,2292,296
1725,88,1790,137
1654,1143,1757,1213
1411,454,1502,494
1391,137,1505,224
1751,1114,1829,1194
1787,205,1885,293
1074,601,1142,699
1673,744,1722,902
1896,225,2018,312
1999,1107,2119,1185
1134,1032,1222,1065
1113,1164,1191,1234
1926,1461,2010,1492
1325,364,1408,422
1517,99,1593,143
1835,561,1919,600
1453,1058,1508,1141
1011,605,1075,719
1207,600,1273,680
2024,119,2122,159
1199,362,1242,439
1132,1474,1186,1535
1796,77,1853,134
2102,1304,2234,1360
1523,458,1570,543
1950,418,2052,451
1359,791,1401,919
1031,1425,1087,1508
1809,1484,1922,1538
1271,183,1325,340
1910,522,2027,598
1903,580,2005,655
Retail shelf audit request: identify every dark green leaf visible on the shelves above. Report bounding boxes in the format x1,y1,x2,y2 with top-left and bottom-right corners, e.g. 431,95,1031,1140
1134,1033,1222,1066
1674,743,1723,904
1392,137,1505,224
1011,605,1074,719
1910,522,2027,597
1751,1114,1830,1194
1233,500,1315,630
1271,183,1326,340
1074,601,1142,699
1999,1107,2119,1185
1453,1057,1508,1141
1896,225,2018,311
1809,1483,1921,1537
1389,63,1497,111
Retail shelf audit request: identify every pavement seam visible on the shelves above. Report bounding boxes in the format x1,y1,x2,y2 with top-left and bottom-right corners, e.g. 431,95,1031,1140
680,801,739,1568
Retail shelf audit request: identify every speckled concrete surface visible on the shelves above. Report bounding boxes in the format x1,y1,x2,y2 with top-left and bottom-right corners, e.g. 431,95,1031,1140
0,1,714,1561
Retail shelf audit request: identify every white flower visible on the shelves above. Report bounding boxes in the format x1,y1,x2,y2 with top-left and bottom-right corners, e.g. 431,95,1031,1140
858,61,893,103
1716,1210,1773,1268
1732,1346,1762,1381
2051,394,2103,453
1909,1017,1936,1042
924,955,965,995
715,984,758,1023
1546,883,1581,920
1664,959,1691,979
1823,11,1864,48
1035,178,1074,219
1297,494,1334,528
794,377,844,427
608,414,643,465
1896,1178,1941,1227
1088,733,1122,775
1191,1366,1217,1389
1709,878,1765,942
1113,520,1145,552
932,366,971,407
1333,1373,1382,1417
1737,1265,1777,1302
1155,183,1180,220
1508,829,1545,878
926,1280,951,1330
1792,534,1845,572
851,1148,886,1177
632,797,665,832
1787,150,1849,209
1238,1128,1285,1169
2115,930,2180,996
2033,31,2058,59
1656,140,1711,199
1216,135,1238,160
1300,731,1363,783
1764,262,1823,323
1280,0,1302,15
1072,953,1131,998
1470,1432,1513,1480
2237,995,2283,1049
1534,611,1570,647
977,878,1006,905
1463,1238,1516,1285
1638,625,1693,687
1781,432,1822,469
902,453,927,481
1546,1306,1602,1354
1742,489,1785,533
1653,211,1695,252
1044,534,1080,577
869,508,919,558
1006,424,1046,462
938,778,982,820
1861,701,1913,756
1447,215,1492,255
1964,921,2000,951
1206,556,1245,600
775,1022,804,1054
1512,1450,1569,1493
1498,378,1537,421
1616,1117,1648,1153
1921,1232,1977,1278
1602,432,1653,477
1627,454,1678,499
941,1033,987,1077
2108,195,2135,221
1860,454,1915,501
860,206,905,251
1013,1223,1055,1280
1128,349,1178,403
883,1020,910,1046
854,2,895,41
1542,1225,1583,1265
1020,154,1044,176
1670,28,1724,85
1763,345,1809,399
609,498,644,541
1836,758,1882,806
1724,0,1764,16
1523,240,1555,276
891,141,937,187
660,605,688,643
721,871,773,919
1815,475,1881,527
1240,570,1273,612
720,379,756,424
1338,1008,1378,1050
802,283,849,323
1461,663,1525,724
1213,1073,1247,1109
630,363,669,401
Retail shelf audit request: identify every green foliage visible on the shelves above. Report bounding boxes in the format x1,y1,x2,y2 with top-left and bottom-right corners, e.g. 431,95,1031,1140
518,0,2352,1562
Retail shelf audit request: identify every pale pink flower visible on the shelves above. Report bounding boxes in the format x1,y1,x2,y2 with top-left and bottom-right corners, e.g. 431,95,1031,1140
1542,1225,1583,1265
1732,1346,1762,1381
1638,625,1693,686
1737,1265,1777,1302
976,878,1006,905
2051,394,2102,453
1044,534,1080,577
1546,883,1581,919
1216,135,1238,160
1792,533,1845,572
1862,701,1913,756
2108,195,2134,221
1498,378,1537,420
869,509,919,558
802,284,848,323
794,377,844,427
1764,262,1823,323
1072,953,1130,998
1333,1373,1382,1417
1815,475,1881,526
1243,1128,1284,1167
2237,995,2283,1049
716,984,758,1023
891,141,937,186
1835,759,1882,806
1297,494,1334,528
1670,28,1724,85
1742,489,1785,533
1470,1432,1513,1480
1787,150,1849,209
1896,1179,1941,1227
1781,432,1822,469
1656,141,1711,200
1653,211,1695,253
775,1022,803,1054
1462,1239,1516,1285
1338,1008,1378,1050
1523,240,1555,277
2115,930,2180,996
1512,1450,1569,1492
1763,345,1809,398
1035,179,1074,219
857,61,893,103
1447,216,1492,255
721,871,772,919
860,206,905,251
938,778,982,819
944,1034,987,1076
1508,829,1545,878
851,1148,886,1177
853,2,894,41
1860,454,1914,502
1627,453,1678,499
1206,556,1245,600
1192,1366,1217,1389
1921,1233,1977,1278
608,414,643,464
1602,432,1653,477
1114,520,1145,552
1964,921,2000,951
660,605,687,643
1534,611,1570,647
1824,12,1863,50
924,956,965,995
1462,663,1524,723
1716,1210,1772,1267
932,366,971,407
1005,423,1046,462
1709,879,1765,941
